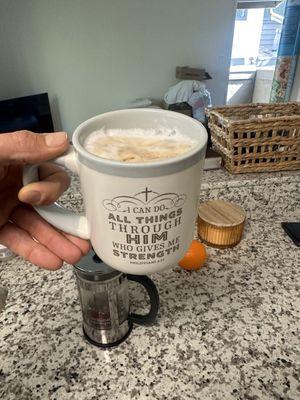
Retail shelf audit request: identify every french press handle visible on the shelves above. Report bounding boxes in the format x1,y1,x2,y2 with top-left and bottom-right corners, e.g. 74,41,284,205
127,275,159,326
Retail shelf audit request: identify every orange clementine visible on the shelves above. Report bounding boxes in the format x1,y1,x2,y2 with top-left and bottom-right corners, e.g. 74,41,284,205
178,240,207,271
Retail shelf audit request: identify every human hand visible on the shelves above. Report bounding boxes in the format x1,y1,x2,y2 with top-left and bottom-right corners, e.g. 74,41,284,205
0,130,90,270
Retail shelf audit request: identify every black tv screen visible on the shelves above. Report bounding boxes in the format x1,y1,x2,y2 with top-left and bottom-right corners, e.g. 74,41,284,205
0,93,54,133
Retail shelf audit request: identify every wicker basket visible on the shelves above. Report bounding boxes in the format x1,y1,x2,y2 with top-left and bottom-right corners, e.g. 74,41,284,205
206,102,300,173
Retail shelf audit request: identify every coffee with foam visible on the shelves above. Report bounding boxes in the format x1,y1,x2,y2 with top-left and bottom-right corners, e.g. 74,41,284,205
84,128,195,163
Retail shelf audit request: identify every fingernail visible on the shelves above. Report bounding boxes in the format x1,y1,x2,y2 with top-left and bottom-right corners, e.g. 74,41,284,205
24,190,41,205
45,132,68,147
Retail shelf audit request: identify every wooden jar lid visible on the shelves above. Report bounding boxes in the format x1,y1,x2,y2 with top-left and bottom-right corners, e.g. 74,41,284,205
198,200,246,248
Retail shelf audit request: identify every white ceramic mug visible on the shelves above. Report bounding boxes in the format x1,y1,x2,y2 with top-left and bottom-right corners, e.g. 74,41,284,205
23,109,207,274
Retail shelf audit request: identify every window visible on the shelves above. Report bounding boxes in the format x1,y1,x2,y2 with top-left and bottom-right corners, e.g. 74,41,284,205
230,1,286,69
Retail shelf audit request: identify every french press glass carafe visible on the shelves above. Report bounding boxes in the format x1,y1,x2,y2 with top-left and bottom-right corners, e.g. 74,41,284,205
74,251,159,348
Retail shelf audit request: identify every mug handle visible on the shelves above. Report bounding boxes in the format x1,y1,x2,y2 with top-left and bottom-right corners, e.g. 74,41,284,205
22,147,90,239
127,275,159,326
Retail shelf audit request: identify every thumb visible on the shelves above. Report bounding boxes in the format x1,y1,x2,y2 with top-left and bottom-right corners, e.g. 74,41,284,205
0,130,69,165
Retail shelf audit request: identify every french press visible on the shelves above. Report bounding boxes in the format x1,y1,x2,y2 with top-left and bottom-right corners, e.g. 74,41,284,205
74,250,159,348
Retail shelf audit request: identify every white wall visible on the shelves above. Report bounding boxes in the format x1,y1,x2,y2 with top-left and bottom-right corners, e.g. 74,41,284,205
252,67,274,103
227,72,256,105
0,0,236,134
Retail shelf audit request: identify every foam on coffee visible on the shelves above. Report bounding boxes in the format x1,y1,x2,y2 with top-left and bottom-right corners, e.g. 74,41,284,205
84,128,196,163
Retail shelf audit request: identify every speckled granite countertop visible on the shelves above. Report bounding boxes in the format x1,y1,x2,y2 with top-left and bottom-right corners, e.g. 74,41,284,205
0,169,299,400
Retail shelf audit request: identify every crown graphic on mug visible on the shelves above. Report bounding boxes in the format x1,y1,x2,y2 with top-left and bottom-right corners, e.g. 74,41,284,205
23,109,207,274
